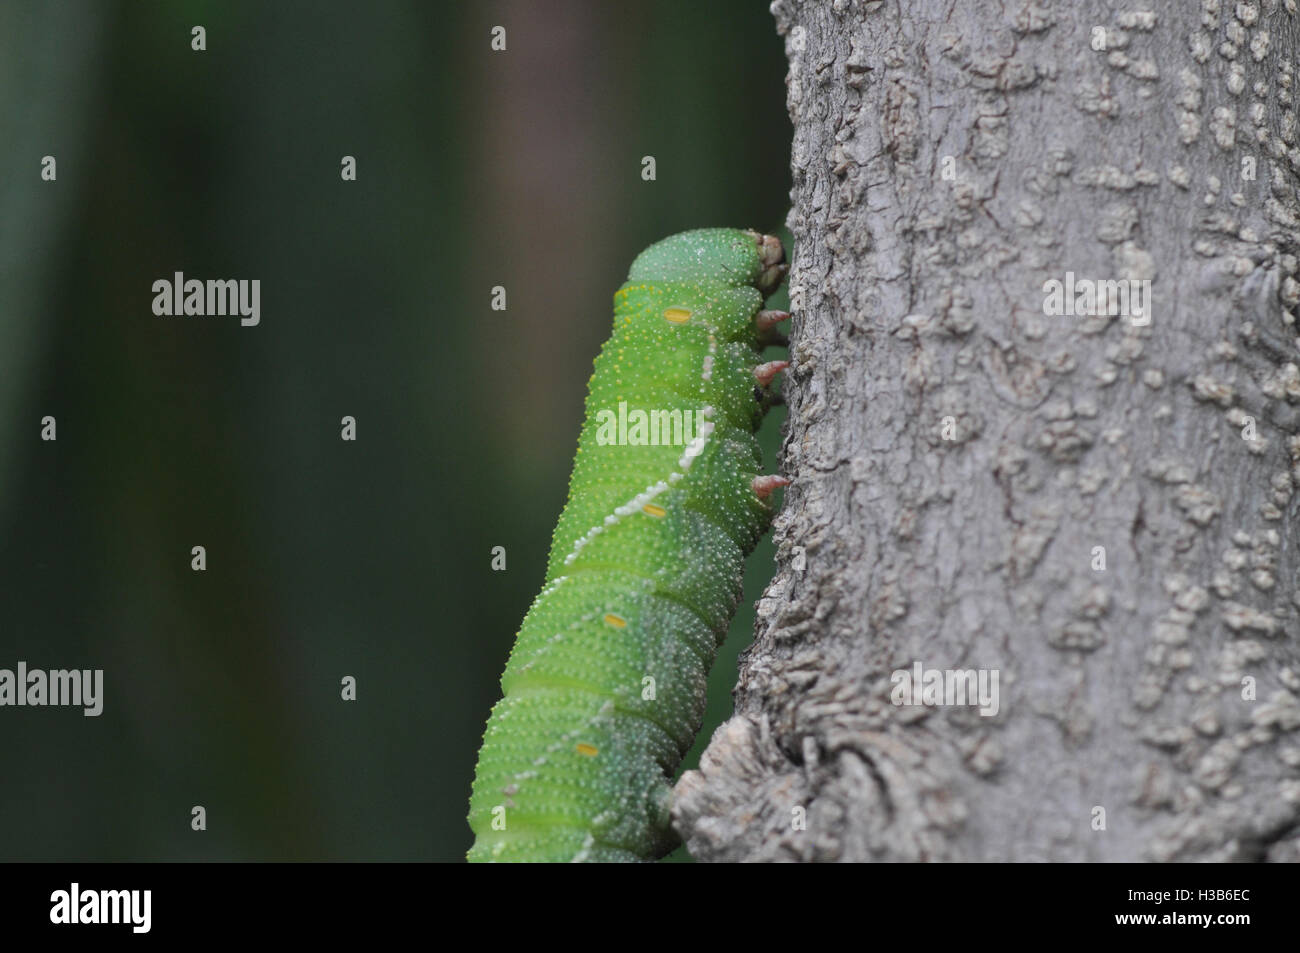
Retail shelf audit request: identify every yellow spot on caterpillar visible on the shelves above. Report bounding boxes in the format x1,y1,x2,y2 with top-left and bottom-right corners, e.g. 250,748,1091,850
663,307,692,324
642,504,666,518
603,613,627,628
576,743,598,757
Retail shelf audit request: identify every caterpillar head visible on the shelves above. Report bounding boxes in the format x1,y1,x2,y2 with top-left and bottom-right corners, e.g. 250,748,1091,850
748,230,788,298
628,228,786,299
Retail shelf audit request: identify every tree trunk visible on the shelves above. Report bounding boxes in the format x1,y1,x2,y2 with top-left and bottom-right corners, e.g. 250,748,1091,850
673,0,1300,862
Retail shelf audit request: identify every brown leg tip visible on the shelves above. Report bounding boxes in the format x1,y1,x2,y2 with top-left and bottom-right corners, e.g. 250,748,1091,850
754,360,790,388
752,475,791,499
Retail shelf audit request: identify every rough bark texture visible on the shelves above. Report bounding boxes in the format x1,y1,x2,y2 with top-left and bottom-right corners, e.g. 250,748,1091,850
673,0,1300,861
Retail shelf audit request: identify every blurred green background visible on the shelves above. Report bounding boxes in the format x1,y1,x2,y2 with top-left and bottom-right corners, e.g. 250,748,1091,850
0,0,788,861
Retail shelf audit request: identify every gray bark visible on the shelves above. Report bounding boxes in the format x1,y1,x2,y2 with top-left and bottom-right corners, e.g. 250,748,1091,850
673,0,1300,861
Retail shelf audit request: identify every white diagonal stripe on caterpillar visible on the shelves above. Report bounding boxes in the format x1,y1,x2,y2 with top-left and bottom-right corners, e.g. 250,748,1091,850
561,406,716,567
560,340,723,568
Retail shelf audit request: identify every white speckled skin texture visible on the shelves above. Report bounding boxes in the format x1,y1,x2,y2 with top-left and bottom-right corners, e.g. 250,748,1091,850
468,229,786,862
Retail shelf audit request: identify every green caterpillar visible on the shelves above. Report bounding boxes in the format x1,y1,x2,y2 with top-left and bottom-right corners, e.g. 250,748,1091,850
468,228,789,862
